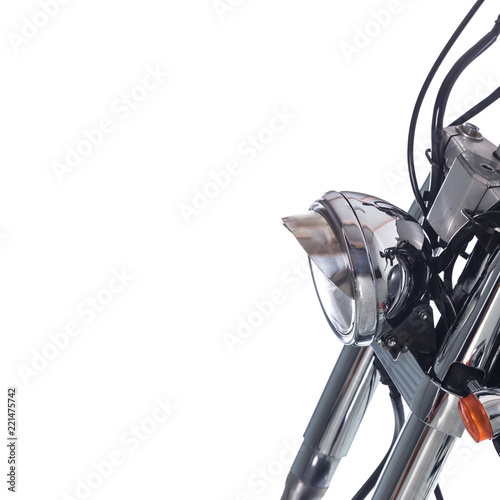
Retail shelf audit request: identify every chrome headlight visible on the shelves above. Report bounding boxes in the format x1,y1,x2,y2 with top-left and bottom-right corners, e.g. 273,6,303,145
283,191,431,346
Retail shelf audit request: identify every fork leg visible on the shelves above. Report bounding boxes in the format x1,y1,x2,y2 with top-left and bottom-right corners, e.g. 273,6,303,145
371,413,456,500
281,345,379,499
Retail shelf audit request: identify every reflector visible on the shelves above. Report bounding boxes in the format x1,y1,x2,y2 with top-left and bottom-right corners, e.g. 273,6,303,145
459,394,493,443
459,388,500,442
310,259,353,335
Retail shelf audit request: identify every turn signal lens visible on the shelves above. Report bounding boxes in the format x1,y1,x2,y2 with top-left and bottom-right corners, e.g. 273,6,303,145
459,394,493,442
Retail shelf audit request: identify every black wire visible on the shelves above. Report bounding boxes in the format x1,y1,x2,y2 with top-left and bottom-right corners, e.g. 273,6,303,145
431,35,498,165
389,392,406,440
407,0,486,217
450,85,500,126
350,390,405,500
443,257,457,290
429,274,457,332
431,15,500,169
350,379,446,500
434,209,500,276
434,220,475,273
435,483,445,500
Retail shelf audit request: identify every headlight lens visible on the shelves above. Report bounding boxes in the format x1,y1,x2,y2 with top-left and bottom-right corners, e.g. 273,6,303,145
310,258,354,335
283,191,431,345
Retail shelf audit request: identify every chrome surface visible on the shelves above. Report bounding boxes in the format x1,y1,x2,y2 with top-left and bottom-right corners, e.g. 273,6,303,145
280,474,328,500
372,413,456,500
467,379,484,393
281,346,378,498
283,191,431,345
427,126,500,242
434,249,500,381
341,192,430,329
310,346,378,457
372,342,465,437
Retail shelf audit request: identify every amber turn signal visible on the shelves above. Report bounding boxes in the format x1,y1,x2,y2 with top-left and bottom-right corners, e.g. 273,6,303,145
459,393,493,443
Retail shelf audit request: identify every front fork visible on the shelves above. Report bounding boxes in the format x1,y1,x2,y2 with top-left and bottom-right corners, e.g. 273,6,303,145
371,413,456,499
281,345,457,500
281,346,379,499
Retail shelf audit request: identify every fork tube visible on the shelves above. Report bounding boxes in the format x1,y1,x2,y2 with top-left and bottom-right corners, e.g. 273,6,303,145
281,345,379,500
372,413,456,500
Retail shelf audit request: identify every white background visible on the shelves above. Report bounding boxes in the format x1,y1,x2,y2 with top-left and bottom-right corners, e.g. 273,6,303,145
2,1,500,499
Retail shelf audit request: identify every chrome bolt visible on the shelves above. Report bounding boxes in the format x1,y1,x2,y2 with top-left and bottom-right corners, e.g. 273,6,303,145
463,123,480,134
385,336,397,348
418,310,429,322
457,122,483,141
467,380,483,393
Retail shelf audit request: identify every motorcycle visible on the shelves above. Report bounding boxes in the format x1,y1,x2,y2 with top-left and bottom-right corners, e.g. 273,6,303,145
280,2,500,499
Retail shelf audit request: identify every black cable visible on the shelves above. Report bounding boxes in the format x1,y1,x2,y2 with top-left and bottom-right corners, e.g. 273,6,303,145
434,220,475,273
449,85,500,126
350,371,446,500
429,274,457,332
431,16,500,169
407,0,486,217
350,388,404,500
434,208,500,276
429,33,499,207
435,483,445,500
443,255,458,290
389,391,405,440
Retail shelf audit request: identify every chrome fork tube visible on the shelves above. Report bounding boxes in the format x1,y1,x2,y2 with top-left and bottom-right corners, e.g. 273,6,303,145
281,345,379,500
372,413,456,500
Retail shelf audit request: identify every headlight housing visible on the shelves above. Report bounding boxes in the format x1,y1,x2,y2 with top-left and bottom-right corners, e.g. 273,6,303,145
283,191,431,346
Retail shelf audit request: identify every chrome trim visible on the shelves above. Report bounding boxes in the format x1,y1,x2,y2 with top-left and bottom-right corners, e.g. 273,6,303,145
341,192,430,329
314,191,378,344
